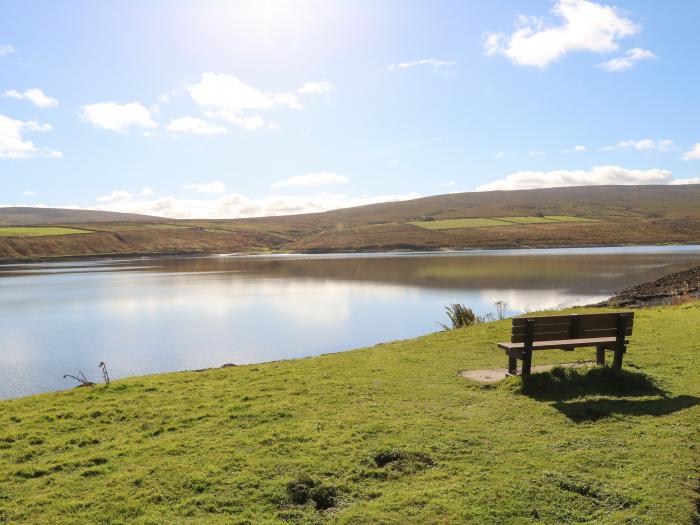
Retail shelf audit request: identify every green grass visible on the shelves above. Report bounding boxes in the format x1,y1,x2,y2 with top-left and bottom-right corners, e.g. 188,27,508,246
545,215,599,223
0,226,93,237
409,218,509,229
410,215,595,230
1,304,699,524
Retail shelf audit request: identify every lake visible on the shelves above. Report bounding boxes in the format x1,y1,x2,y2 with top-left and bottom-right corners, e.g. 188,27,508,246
2,245,700,399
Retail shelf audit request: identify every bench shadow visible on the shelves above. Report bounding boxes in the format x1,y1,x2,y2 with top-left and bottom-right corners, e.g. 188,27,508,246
517,366,700,422
552,395,700,422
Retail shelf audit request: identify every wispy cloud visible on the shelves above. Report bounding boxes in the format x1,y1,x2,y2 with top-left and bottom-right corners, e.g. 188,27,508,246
563,145,588,153
4,88,58,108
0,115,62,159
298,80,335,95
682,143,700,161
597,47,657,72
80,102,157,133
166,116,226,135
89,189,420,219
271,172,348,190
599,138,675,152
183,181,227,194
476,165,672,191
484,0,640,68
0,44,16,57
387,58,456,72
669,177,700,185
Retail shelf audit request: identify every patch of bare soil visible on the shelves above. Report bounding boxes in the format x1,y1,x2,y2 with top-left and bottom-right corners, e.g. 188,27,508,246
459,361,596,383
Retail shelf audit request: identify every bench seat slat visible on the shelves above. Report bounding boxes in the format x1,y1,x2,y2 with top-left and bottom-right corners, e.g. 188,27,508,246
510,326,632,343
498,336,628,351
511,318,634,335
511,312,634,330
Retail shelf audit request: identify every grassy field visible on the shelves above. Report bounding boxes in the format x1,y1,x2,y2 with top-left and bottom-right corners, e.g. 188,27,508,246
1,304,699,524
410,215,594,230
0,227,93,238
409,218,510,229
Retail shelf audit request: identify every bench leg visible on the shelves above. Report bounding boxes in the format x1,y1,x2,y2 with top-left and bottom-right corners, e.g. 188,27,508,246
613,346,625,370
596,346,606,366
522,350,532,377
508,356,517,375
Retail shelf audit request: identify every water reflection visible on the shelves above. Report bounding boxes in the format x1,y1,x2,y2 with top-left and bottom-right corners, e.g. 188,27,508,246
1,246,700,399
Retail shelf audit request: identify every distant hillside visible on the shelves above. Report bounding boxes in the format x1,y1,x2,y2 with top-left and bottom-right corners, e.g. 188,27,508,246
0,207,164,226
263,184,700,225
1,185,699,261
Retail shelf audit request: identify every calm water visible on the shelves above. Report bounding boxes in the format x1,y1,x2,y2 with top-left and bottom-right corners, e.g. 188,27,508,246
2,245,700,399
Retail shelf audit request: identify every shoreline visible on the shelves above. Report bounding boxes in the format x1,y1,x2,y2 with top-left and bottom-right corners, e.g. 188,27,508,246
1,241,699,266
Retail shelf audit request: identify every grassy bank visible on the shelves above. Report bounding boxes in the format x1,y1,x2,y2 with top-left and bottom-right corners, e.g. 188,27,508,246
1,305,699,524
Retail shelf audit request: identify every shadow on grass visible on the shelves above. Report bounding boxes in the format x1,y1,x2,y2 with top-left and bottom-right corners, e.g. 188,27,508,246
553,395,700,422
516,366,700,422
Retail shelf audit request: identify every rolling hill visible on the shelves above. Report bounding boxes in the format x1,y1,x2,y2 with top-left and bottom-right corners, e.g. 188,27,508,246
0,207,164,226
0,185,699,261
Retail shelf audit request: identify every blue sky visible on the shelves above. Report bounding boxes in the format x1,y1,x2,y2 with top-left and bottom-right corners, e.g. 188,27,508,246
1,0,699,218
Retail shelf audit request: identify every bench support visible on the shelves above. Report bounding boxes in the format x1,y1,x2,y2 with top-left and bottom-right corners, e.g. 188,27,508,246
596,346,606,365
613,346,625,370
612,313,630,370
508,356,517,375
522,319,534,377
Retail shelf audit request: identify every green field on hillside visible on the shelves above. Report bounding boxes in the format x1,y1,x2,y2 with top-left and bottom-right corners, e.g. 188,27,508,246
0,227,93,237
1,304,698,524
410,215,595,230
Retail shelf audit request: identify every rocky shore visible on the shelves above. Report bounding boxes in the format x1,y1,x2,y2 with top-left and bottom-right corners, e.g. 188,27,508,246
598,265,700,307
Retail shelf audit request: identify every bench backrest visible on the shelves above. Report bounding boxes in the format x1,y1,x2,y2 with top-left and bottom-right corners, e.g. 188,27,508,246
510,312,634,344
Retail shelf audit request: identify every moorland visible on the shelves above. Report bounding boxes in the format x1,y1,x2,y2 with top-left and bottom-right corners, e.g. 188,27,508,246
2,185,700,261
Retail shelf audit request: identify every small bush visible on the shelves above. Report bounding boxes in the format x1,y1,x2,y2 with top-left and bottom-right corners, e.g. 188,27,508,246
440,304,477,330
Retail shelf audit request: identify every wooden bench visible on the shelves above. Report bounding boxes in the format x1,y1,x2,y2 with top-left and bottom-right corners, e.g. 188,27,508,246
498,312,634,377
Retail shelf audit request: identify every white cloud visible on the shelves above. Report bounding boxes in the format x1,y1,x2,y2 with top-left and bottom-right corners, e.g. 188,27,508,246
669,178,700,185
97,188,153,203
91,190,420,219
528,150,546,157
186,73,306,131
0,115,62,159
387,58,456,71
484,0,639,68
80,102,157,133
23,190,37,196
166,116,227,135
183,181,227,194
476,165,672,191
298,81,335,95
4,88,58,108
271,172,348,190
0,44,16,57
494,152,505,160
188,73,302,113
682,143,700,161
600,138,675,152
563,145,588,153
597,47,657,72
211,111,269,131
